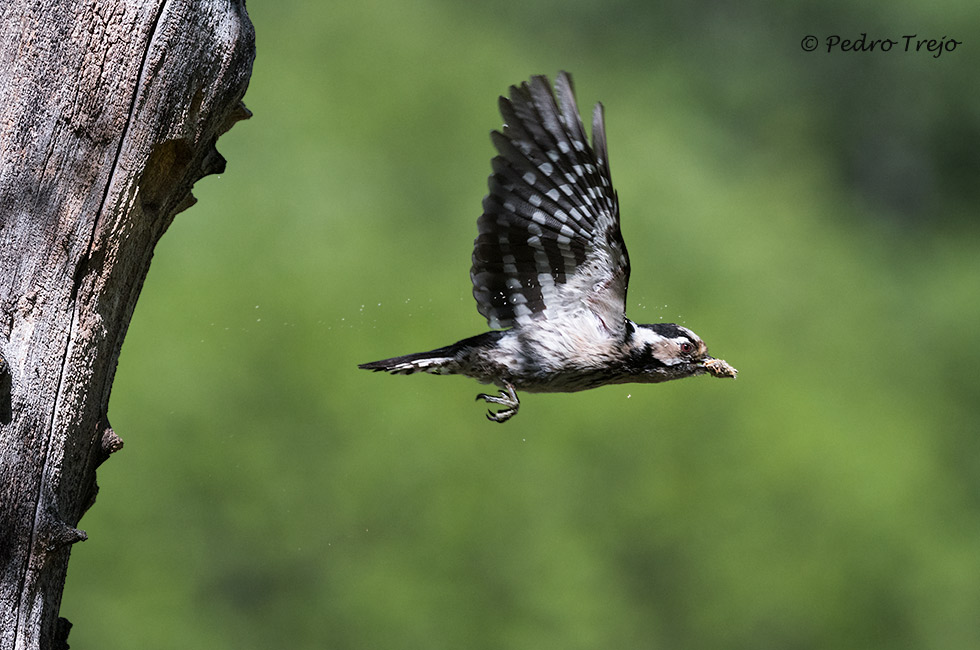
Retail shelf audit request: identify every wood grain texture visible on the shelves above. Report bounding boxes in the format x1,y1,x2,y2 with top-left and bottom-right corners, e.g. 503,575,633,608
0,1,254,647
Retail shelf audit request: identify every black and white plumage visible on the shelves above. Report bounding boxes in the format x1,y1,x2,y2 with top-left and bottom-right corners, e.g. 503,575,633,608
360,72,736,422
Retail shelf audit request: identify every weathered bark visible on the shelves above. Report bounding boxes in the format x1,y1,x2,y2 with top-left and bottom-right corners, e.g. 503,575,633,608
0,1,254,648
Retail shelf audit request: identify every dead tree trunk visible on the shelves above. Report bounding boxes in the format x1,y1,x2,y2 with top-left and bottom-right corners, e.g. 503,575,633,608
0,1,254,647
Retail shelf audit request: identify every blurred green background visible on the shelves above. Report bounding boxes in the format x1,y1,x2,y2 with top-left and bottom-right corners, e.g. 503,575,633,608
64,1,980,648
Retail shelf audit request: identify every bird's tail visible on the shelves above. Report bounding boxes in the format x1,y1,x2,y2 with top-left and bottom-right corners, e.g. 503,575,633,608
359,331,505,377
358,345,458,376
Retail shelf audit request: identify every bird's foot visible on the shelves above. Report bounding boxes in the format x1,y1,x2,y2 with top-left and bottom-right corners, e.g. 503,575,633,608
476,382,520,423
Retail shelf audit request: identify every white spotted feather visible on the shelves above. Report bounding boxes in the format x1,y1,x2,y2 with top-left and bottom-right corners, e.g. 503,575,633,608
470,72,630,339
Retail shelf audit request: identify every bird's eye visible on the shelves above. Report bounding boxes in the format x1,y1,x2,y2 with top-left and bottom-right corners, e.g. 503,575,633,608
680,342,693,354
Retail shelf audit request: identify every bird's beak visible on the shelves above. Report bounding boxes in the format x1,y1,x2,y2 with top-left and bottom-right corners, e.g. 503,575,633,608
701,356,738,379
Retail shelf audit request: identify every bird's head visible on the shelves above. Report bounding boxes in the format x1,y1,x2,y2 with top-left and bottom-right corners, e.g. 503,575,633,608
623,321,737,382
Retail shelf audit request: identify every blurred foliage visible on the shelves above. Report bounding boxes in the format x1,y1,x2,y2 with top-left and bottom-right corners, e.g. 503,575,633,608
63,1,980,648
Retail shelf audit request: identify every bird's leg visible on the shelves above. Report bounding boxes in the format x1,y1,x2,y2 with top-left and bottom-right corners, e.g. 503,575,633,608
476,381,520,423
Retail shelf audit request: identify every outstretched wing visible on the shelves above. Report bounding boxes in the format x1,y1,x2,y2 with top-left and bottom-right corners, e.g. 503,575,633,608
470,72,630,337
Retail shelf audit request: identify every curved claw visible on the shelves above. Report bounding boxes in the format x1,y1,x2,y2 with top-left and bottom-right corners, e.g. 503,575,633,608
486,408,517,423
475,382,520,423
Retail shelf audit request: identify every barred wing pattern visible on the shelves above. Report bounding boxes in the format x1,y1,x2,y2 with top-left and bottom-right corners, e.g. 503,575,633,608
471,72,630,337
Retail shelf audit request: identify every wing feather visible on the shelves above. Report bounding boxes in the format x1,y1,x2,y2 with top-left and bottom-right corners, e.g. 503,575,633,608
471,72,630,334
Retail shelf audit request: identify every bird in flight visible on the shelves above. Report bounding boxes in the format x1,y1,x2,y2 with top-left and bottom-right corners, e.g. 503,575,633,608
360,72,736,422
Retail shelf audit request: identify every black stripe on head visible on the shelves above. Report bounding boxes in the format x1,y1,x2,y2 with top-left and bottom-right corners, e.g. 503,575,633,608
645,323,691,341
